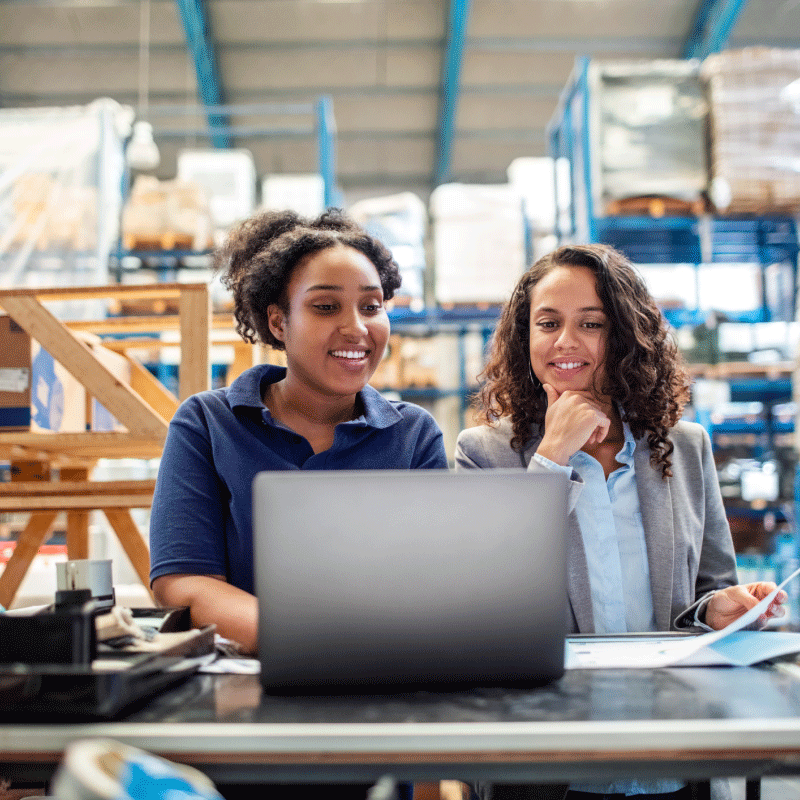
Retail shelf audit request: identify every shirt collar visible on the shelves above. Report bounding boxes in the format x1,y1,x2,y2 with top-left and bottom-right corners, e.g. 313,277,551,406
227,363,285,410
616,417,636,465
226,363,403,430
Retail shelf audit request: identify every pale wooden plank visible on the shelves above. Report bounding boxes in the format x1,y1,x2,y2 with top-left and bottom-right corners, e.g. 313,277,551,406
62,468,90,560
0,282,206,301
100,337,161,351
103,508,152,593
0,295,168,441
0,433,164,461
126,356,180,421
0,512,58,608
0,495,156,511
179,284,211,401
0,479,156,497
66,511,90,560
65,312,232,335
227,341,259,385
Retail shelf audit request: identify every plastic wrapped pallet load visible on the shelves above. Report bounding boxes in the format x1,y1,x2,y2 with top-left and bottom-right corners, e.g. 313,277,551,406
177,148,256,234
0,99,129,320
588,59,707,212
702,47,800,215
121,175,213,251
430,183,527,305
349,192,427,308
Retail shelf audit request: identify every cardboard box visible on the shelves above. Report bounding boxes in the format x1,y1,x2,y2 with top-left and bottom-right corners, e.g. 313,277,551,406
0,317,131,433
0,316,32,431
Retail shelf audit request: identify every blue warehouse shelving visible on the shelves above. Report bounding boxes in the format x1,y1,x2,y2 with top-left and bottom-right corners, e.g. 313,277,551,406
547,56,800,599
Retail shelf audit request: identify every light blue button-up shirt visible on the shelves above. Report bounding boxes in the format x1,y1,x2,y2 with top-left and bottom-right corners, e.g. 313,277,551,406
534,420,684,796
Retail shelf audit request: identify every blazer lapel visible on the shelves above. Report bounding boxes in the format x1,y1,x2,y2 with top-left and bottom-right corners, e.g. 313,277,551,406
566,510,593,632
634,439,675,631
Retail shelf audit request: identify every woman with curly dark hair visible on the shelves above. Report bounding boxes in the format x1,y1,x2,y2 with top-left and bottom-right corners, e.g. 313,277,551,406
457,245,785,799
150,208,447,657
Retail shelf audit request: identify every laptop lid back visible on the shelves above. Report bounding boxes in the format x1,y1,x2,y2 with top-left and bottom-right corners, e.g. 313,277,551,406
253,469,568,691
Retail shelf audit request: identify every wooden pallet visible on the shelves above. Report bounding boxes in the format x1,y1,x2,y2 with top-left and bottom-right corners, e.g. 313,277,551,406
123,231,204,252
437,301,504,312
110,297,181,316
605,196,706,217
714,201,800,216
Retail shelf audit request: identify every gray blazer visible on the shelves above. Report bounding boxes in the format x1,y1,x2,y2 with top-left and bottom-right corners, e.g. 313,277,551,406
456,418,737,800
455,418,738,633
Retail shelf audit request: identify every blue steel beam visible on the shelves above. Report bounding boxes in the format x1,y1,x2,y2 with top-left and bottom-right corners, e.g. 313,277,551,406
173,0,230,148
684,0,750,60
434,0,472,186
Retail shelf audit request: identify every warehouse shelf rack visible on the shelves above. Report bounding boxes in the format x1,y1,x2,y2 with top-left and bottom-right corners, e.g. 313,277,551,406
110,96,340,277
144,97,339,209
547,58,799,312
547,55,800,574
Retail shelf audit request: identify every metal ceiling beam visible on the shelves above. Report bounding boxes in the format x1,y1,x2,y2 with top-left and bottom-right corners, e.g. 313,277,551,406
173,0,230,148
0,39,443,56
684,0,750,59
0,85,562,108
470,36,681,54
434,0,472,186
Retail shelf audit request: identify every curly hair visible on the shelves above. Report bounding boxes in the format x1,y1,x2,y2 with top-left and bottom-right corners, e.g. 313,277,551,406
477,244,691,478
215,208,401,350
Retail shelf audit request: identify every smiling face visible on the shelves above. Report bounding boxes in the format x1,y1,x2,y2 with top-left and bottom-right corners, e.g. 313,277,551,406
528,264,611,403
267,244,390,401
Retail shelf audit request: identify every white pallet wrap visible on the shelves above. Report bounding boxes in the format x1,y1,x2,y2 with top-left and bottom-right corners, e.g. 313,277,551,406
430,183,526,305
588,60,707,211
702,47,800,214
262,173,325,219
177,148,256,230
0,98,129,320
349,192,427,306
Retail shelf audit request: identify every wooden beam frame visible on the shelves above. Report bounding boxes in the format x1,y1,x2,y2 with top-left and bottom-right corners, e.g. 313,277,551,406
0,283,211,605
0,282,212,440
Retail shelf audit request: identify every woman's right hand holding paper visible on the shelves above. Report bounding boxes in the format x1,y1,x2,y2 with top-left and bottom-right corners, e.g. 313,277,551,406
535,383,611,466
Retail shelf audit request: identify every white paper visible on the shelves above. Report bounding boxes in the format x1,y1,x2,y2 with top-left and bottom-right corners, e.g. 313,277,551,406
0,367,29,393
199,658,261,674
566,566,800,669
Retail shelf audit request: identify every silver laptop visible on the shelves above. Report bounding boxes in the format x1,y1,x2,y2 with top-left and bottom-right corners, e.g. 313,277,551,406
253,469,568,692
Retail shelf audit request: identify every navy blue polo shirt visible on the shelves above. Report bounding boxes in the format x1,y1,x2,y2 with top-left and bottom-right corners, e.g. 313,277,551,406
149,363,448,594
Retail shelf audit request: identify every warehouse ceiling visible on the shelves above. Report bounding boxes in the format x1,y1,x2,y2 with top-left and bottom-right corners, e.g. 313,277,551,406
1,0,800,204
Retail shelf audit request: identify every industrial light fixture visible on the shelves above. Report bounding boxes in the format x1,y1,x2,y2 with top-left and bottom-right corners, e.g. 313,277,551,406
126,0,160,171
126,120,160,171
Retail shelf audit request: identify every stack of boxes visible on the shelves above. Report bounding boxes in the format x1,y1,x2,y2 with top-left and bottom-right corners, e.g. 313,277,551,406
703,47,800,214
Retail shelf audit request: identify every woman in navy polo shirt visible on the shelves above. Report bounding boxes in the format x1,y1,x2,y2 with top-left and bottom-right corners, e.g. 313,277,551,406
149,208,448,656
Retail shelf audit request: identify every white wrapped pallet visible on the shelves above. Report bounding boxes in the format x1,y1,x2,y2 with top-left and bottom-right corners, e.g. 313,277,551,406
702,47,800,214
588,60,707,212
349,192,426,306
121,175,213,251
177,148,256,232
0,98,129,320
430,183,527,305
262,173,325,218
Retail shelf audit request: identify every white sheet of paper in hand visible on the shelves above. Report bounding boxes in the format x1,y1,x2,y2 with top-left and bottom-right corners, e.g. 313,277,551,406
643,564,800,667
565,565,800,669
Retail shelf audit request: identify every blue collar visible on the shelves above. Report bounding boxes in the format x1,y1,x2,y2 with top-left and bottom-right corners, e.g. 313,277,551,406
226,363,403,430
615,417,637,465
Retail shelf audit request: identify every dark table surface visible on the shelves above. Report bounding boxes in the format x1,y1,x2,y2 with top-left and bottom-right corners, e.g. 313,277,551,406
4,664,800,785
